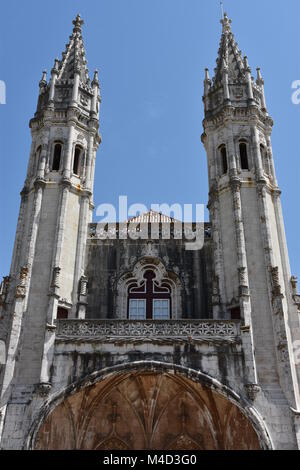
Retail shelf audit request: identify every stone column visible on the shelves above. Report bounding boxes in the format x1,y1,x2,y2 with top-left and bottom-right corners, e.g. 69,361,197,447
71,68,80,107
63,125,75,180
36,131,50,180
252,125,264,180
39,181,70,387
48,59,59,107
72,194,90,318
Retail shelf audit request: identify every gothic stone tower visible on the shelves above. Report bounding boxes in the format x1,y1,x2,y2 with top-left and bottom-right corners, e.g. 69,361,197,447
0,15,100,445
202,13,300,447
0,13,300,451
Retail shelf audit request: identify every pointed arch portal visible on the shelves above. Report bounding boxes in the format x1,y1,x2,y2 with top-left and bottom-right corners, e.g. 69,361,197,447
34,370,263,450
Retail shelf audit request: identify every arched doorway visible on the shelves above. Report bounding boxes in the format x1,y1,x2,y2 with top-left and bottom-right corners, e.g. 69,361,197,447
34,371,262,450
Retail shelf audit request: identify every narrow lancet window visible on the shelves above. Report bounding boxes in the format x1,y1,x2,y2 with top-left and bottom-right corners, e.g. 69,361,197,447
73,145,82,175
239,142,249,170
52,143,62,171
219,145,228,175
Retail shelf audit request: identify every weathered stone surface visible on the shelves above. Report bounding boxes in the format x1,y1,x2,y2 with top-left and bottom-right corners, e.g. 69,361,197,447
35,371,261,450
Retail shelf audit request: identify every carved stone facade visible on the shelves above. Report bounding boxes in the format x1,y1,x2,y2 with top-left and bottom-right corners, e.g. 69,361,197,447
0,13,300,451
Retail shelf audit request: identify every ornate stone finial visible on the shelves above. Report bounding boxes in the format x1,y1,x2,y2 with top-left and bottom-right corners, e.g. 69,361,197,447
72,13,84,33
221,12,232,33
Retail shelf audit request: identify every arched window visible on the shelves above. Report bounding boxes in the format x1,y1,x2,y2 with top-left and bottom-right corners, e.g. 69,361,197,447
128,270,171,320
52,143,62,171
219,145,228,175
73,145,82,175
239,141,249,170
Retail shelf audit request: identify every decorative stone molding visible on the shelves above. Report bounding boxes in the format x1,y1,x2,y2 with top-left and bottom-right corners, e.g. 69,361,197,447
229,176,241,192
35,382,52,397
51,267,61,289
245,383,261,401
79,275,88,297
270,266,282,297
46,323,57,332
238,267,247,287
212,275,220,305
15,266,29,298
33,177,46,189
238,268,249,296
56,319,241,342
277,340,289,363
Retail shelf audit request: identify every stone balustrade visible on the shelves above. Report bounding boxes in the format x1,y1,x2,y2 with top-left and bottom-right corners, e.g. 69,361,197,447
55,319,241,342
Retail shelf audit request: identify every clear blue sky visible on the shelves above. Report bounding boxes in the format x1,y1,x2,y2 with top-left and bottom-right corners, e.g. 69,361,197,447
0,0,299,281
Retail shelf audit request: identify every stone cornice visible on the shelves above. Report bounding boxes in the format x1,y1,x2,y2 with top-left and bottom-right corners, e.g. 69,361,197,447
203,105,273,130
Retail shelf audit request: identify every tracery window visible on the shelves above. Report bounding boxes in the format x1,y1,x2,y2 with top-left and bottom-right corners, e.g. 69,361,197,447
128,270,171,319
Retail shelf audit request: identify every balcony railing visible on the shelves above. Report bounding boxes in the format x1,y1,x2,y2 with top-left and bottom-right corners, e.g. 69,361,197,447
55,319,240,342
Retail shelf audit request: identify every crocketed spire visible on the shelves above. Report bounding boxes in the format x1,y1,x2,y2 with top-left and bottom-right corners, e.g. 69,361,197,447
57,14,90,84
213,12,246,85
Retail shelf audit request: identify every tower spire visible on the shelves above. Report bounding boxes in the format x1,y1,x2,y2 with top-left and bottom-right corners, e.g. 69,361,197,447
56,13,89,84
34,14,99,116
213,12,245,86
203,13,268,115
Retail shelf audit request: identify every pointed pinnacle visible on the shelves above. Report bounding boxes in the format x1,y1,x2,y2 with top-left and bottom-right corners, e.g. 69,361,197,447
205,68,210,81
92,69,100,87
39,70,47,88
52,57,59,73
244,56,251,72
256,67,264,85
